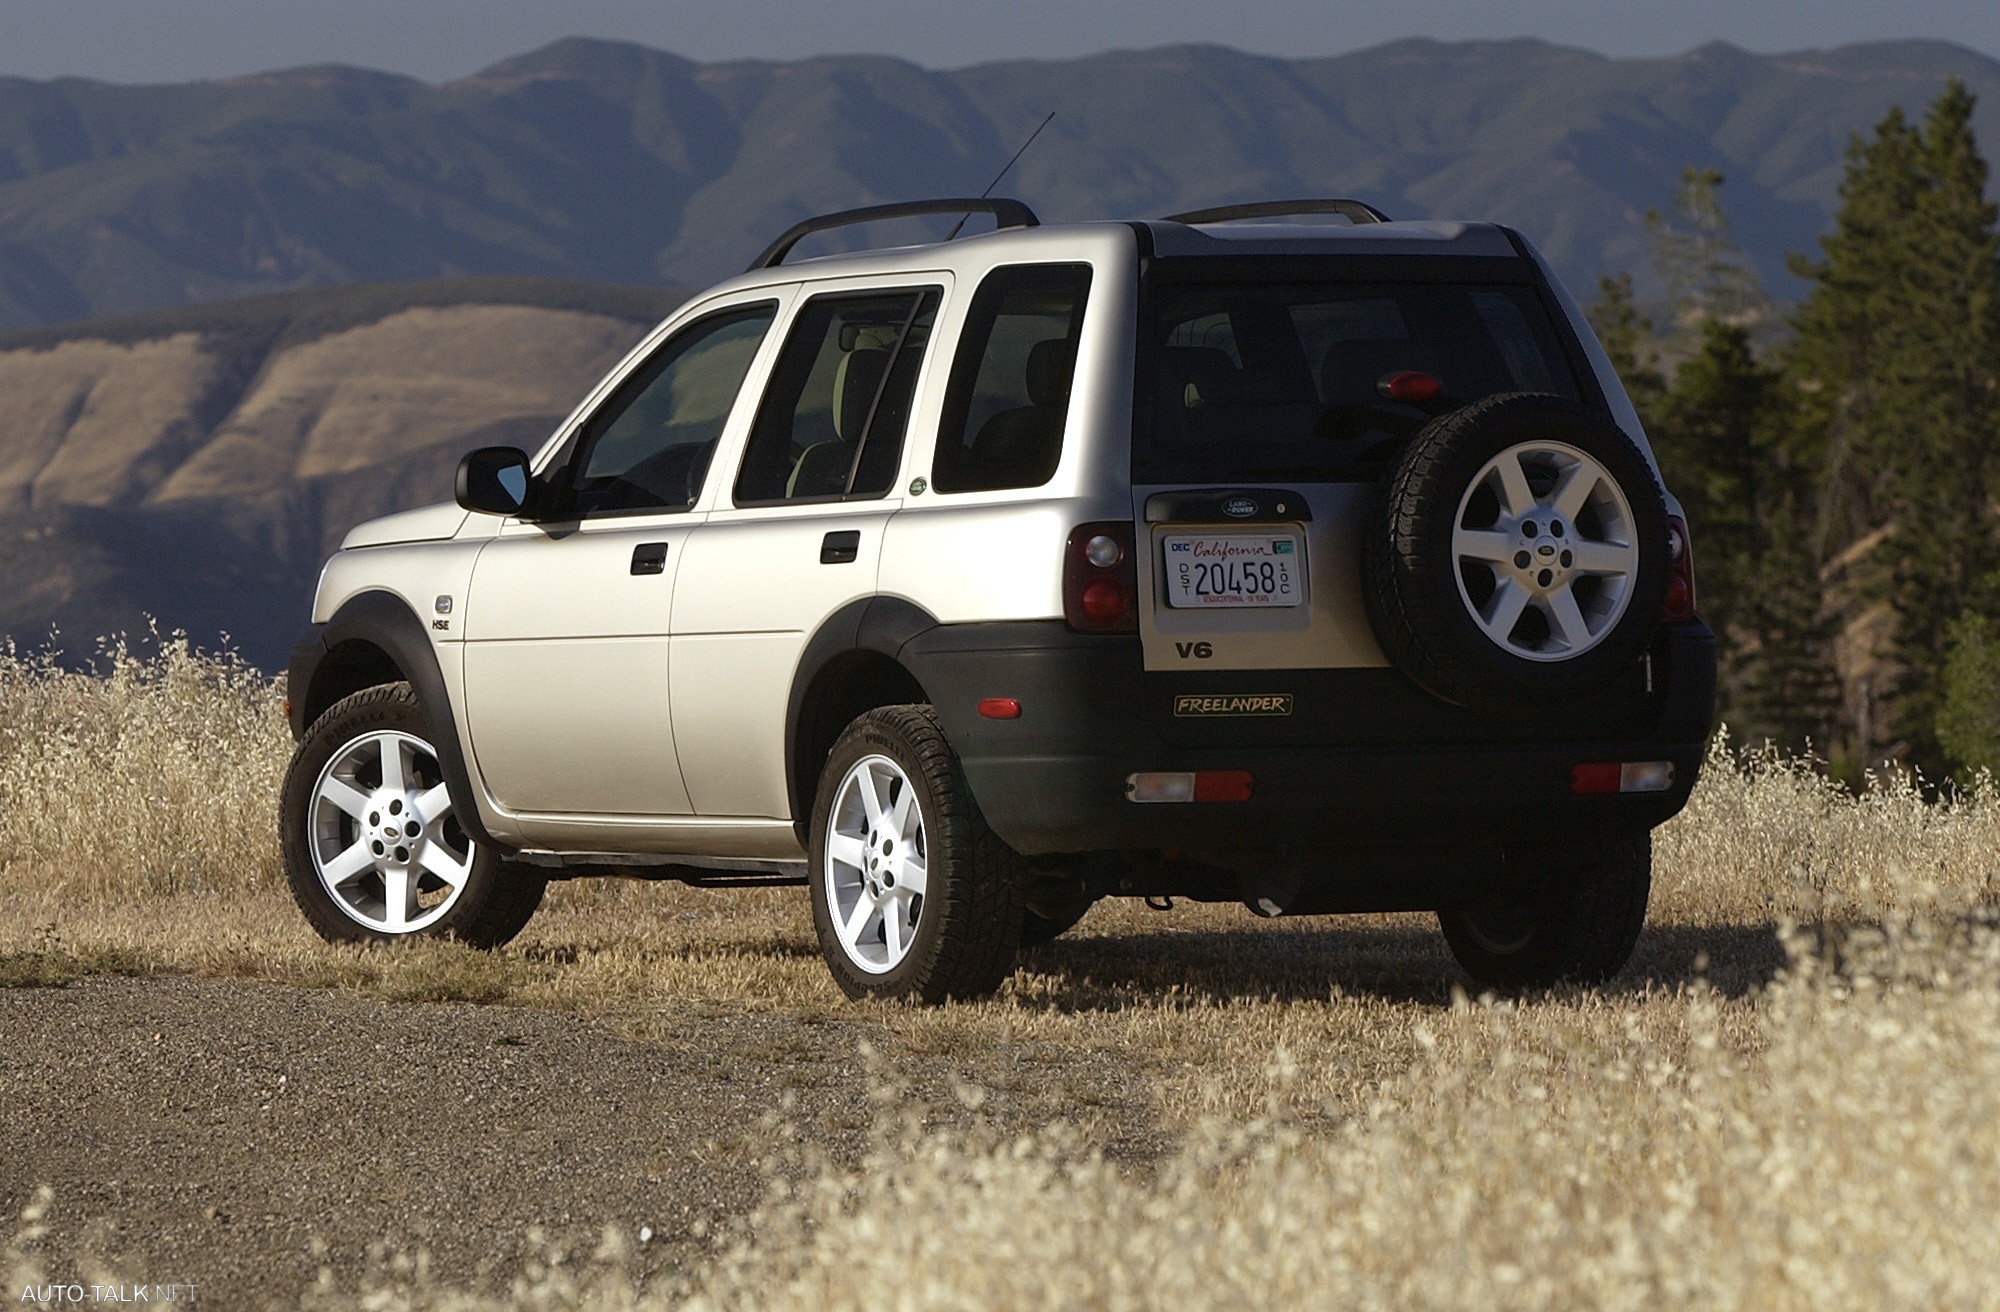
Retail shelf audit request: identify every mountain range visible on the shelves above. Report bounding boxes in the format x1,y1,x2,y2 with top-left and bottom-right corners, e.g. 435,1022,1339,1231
5,35,2000,665
4,36,2000,332
0,278,678,665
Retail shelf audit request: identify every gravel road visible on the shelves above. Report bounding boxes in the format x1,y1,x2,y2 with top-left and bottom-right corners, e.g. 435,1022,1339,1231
1,976,900,1308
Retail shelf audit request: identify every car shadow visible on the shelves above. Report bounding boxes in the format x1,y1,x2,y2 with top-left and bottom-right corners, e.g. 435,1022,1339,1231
1012,919,1793,1011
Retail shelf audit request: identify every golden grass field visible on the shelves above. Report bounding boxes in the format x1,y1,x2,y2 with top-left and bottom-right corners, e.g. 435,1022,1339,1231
4,641,1999,1309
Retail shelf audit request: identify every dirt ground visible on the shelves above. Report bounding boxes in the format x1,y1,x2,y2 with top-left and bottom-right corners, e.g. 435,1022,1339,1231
0,964,1177,1309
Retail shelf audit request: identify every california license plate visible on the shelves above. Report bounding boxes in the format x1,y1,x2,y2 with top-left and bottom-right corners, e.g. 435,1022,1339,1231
1162,534,1305,608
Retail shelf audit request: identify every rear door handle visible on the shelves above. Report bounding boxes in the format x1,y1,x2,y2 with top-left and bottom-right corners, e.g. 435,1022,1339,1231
630,542,669,575
820,530,861,565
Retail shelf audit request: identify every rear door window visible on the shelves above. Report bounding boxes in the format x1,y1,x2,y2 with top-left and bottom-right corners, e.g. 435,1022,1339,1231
1137,280,1581,484
734,288,939,504
934,263,1092,493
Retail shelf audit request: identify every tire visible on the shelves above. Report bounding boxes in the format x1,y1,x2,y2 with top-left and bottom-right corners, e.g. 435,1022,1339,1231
1365,392,1670,711
1438,831,1652,992
808,705,1024,1002
280,683,545,949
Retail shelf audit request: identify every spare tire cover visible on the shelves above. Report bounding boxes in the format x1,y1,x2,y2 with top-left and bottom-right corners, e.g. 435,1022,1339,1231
1363,391,1670,712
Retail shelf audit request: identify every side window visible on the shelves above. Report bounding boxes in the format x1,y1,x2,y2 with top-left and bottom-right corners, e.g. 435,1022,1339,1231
933,264,1092,494
559,302,776,517
734,289,940,505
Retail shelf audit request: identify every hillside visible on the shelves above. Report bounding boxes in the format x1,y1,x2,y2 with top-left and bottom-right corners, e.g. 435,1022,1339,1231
2,37,1999,329
0,278,682,666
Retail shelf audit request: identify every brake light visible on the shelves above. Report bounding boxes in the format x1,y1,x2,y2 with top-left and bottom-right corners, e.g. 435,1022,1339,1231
1664,514,1697,622
1378,370,1444,404
1572,761,1676,794
1064,521,1138,633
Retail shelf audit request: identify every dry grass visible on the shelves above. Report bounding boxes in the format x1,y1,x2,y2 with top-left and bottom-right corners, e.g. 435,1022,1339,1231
6,646,2000,1310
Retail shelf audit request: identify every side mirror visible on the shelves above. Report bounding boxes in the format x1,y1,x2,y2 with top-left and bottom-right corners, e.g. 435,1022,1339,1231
456,447,534,517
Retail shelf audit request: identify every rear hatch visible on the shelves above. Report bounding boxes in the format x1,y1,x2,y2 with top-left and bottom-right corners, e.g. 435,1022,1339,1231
1130,251,1660,746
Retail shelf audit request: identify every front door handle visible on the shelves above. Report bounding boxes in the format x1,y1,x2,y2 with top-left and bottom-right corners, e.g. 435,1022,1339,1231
820,530,861,565
630,542,669,575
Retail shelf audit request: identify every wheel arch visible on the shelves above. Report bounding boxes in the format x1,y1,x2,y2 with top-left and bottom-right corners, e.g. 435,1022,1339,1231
287,590,499,849
786,596,940,845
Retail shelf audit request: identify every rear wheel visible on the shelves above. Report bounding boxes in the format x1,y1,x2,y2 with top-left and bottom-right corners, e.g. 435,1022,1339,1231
808,706,1024,1002
280,684,544,948
1438,832,1651,992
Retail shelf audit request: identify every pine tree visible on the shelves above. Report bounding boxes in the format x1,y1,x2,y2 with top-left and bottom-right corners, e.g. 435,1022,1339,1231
1879,83,2000,770
1785,81,2000,773
1652,319,1840,745
1785,105,1927,555
1645,166,1770,340
1586,273,1667,428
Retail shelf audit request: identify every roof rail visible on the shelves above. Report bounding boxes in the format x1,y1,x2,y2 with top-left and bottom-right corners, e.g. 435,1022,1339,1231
748,197,1041,271
1163,198,1391,226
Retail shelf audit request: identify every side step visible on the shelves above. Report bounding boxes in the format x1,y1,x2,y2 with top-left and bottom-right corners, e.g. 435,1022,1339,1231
510,850,808,888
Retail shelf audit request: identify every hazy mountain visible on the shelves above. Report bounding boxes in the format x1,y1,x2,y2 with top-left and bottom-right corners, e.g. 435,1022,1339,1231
5,35,2000,664
3,37,1999,331
0,278,681,665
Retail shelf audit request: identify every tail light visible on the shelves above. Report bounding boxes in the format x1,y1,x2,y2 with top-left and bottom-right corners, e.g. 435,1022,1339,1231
1064,521,1138,633
1663,514,1697,622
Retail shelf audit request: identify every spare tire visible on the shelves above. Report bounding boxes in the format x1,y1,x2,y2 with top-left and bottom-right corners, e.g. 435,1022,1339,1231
1363,392,1670,712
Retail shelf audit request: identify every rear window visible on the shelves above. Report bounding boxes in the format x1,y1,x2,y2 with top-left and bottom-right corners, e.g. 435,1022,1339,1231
1135,280,1582,484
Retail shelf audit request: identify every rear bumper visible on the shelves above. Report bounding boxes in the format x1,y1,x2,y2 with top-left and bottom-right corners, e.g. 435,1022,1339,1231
901,619,1717,856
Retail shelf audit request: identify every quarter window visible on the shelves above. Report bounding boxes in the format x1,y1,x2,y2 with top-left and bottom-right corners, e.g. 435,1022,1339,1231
933,264,1092,494
559,303,777,517
734,289,940,504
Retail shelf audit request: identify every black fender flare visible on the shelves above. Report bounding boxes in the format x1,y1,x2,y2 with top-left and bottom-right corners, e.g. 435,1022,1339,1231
783,596,942,835
286,590,499,849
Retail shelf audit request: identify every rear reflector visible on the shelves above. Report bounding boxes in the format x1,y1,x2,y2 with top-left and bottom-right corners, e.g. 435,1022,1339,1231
1571,761,1676,795
1126,770,1254,803
977,697,1021,720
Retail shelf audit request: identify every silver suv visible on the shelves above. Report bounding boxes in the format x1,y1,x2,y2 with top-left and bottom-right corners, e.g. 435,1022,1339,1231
280,197,1717,1002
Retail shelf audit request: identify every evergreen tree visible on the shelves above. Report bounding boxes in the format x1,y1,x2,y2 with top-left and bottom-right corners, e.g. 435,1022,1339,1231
1645,166,1771,339
1789,81,2000,771
1881,83,2000,769
1785,106,1927,555
1586,273,1667,428
1653,319,1841,745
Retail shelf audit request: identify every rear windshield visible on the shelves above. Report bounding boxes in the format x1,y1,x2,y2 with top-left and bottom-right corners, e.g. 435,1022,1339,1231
1135,279,1583,484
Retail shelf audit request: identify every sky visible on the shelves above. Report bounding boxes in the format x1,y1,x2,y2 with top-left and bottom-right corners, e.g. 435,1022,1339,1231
1,0,1997,84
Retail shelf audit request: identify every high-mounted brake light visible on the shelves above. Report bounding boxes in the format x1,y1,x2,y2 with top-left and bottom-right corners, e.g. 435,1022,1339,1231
1064,521,1138,633
1378,370,1444,404
1664,514,1697,622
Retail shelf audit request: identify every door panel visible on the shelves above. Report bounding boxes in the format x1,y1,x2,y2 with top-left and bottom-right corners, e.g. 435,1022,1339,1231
462,521,696,814
670,281,944,821
670,512,889,817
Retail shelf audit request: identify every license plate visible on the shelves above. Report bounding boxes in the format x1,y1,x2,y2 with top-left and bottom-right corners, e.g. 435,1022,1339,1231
1161,534,1305,608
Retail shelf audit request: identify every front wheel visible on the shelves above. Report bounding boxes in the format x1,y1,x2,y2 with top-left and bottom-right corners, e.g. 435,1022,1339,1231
1437,831,1651,992
808,706,1024,1002
280,683,545,948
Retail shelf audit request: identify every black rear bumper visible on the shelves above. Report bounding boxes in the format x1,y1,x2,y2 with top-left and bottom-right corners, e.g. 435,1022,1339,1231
901,619,1717,857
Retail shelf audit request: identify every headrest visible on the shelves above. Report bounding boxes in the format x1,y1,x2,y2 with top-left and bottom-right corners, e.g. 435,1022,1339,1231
833,347,892,440
1320,337,1444,404
1025,339,1077,408
786,439,853,499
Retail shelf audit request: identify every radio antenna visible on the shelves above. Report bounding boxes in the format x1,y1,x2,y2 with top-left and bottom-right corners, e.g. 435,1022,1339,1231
945,111,1055,240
